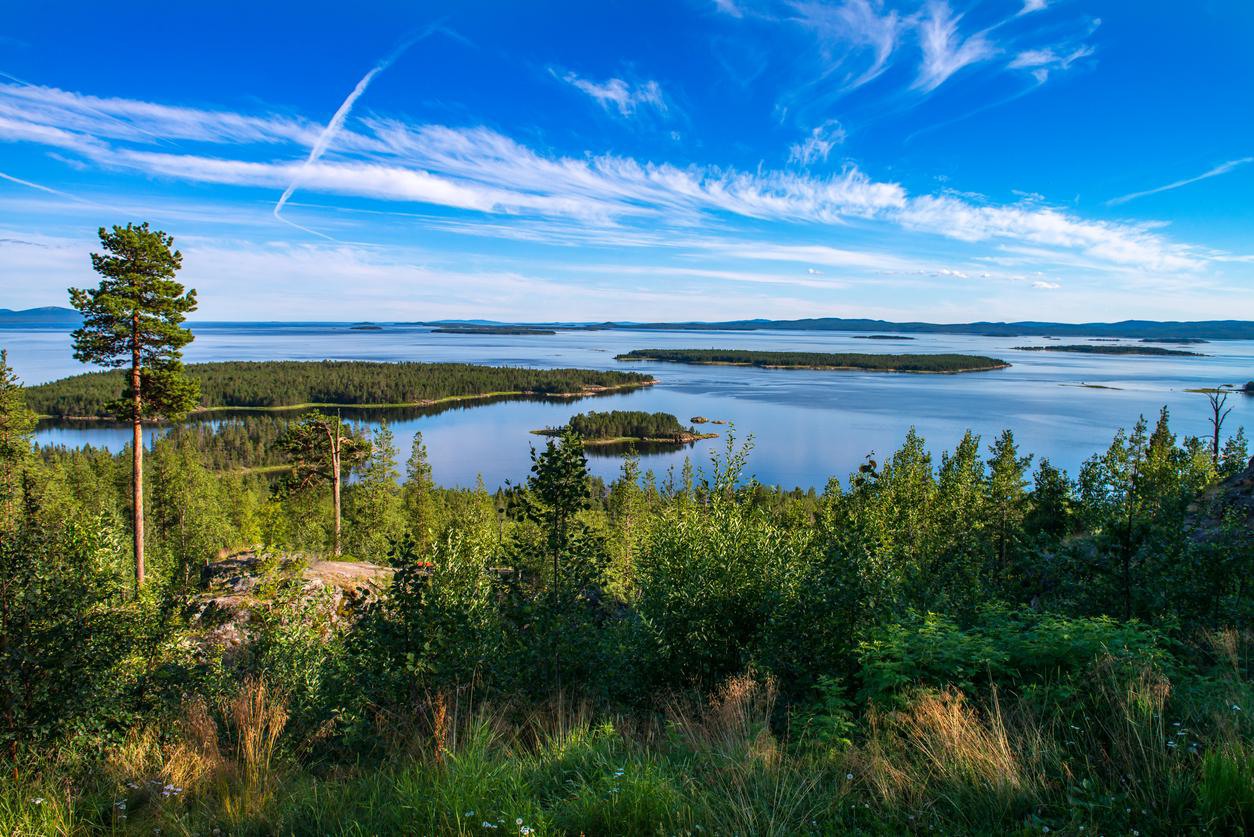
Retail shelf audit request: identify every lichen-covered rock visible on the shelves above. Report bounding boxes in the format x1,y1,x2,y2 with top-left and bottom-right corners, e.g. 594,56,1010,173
188,549,394,661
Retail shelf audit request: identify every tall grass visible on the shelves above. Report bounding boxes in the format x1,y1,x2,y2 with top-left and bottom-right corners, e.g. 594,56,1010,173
4,664,1253,834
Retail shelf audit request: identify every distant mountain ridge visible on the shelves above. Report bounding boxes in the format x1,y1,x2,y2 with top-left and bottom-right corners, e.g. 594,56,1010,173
602,317,1254,340
0,306,82,327
4,308,1253,340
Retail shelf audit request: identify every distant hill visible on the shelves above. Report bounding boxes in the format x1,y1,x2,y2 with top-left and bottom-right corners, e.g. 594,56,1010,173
601,317,1254,340
0,306,82,327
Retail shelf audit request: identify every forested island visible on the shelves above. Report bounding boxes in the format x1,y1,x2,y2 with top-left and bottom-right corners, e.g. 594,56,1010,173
616,348,1010,373
534,410,717,445
1014,344,1205,357
432,325,559,335
26,360,654,418
853,334,915,340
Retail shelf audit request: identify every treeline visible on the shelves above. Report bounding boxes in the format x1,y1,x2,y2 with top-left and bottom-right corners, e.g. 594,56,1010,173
26,360,653,417
543,409,694,440
616,348,1009,372
1015,344,1203,356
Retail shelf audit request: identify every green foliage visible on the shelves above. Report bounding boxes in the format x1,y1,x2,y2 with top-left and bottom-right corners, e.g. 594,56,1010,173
543,409,697,441
617,347,1008,372
68,222,199,421
0,350,36,527
0,511,133,752
28,360,652,417
854,609,1166,710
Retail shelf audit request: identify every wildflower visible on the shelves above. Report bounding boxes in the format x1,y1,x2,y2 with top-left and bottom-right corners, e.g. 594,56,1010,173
32,798,45,805
1232,703,1242,712
465,811,475,817
1042,827,1049,833
846,772,854,780
516,819,524,826
482,823,497,830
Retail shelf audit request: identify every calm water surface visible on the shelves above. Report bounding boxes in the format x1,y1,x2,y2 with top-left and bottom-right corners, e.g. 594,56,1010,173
6,324,1253,489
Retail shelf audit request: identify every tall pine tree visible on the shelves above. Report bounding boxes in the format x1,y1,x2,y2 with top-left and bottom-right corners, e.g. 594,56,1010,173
69,223,198,587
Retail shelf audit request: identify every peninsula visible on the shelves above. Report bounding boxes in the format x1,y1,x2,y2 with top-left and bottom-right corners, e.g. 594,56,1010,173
615,349,1009,373
27,360,654,419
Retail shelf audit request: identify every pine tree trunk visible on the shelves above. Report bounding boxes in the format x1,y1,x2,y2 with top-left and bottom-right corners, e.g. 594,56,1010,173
132,314,145,589
332,431,342,557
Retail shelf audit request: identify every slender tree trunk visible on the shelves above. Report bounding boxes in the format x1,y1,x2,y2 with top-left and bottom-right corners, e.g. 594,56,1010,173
332,414,342,557
132,313,144,589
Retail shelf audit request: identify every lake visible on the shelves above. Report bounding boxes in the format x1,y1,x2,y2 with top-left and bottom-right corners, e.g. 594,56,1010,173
6,323,1253,489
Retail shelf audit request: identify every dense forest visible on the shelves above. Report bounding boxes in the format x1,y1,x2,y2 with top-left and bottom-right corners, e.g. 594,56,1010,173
1015,344,1205,357
26,360,653,417
432,326,559,335
616,348,1009,373
5,339,1254,832
538,410,706,442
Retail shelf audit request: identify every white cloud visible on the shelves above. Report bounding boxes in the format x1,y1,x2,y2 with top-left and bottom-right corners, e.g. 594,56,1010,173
1107,157,1254,206
0,82,1221,278
913,2,998,93
1009,44,1094,83
557,71,666,117
712,0,744,17
788,120,846,165
1032,280,1060,289
1020,0,1048,14
789,0,904,89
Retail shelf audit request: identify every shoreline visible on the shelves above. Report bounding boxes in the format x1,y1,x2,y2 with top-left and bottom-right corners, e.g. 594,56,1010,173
37,380,657,422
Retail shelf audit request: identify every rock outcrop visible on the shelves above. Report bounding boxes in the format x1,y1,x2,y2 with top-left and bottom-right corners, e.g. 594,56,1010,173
188,549,394,660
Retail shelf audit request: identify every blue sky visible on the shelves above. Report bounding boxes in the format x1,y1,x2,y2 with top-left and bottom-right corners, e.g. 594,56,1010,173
0,0,1251,322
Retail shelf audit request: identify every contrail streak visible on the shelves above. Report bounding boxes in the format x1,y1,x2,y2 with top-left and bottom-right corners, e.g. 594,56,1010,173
273,26,440,236
0,169,111,208
1106,157,1254,206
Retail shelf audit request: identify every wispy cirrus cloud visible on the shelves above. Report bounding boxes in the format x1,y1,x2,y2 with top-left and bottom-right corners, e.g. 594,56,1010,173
1106,157,1254,206
555,71,667,117
0,79,1218,278
913,1,997,92
1009,44,1094,83
788,0,904,90
788,119,846,164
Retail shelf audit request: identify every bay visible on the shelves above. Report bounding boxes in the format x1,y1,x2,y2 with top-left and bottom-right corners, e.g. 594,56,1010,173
6,323,1252,489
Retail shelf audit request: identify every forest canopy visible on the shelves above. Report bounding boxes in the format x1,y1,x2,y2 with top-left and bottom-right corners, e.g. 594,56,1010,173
536,409,707,442
26,360,654,417
616,348,1009,373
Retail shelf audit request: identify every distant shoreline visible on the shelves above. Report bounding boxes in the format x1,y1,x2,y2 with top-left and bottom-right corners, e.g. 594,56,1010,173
6,308,1254,340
